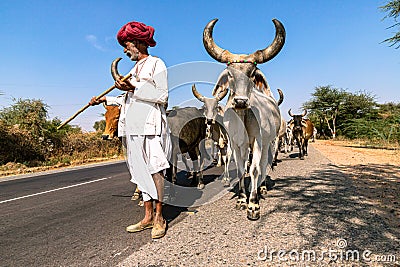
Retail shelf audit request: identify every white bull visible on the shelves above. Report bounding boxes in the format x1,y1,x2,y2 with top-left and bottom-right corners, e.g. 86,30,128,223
203,18,285,220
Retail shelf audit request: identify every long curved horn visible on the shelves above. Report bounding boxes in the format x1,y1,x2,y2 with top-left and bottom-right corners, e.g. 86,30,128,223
288,109,294,117
277,88,284,106
203,19,235,63
203,19,286,64
192,84,205,103
248,19,286,64
215,86,228,101
301,109,307,117
111,57,122,81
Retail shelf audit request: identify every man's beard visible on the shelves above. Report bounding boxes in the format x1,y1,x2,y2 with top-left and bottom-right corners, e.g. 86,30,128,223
126,51,139,61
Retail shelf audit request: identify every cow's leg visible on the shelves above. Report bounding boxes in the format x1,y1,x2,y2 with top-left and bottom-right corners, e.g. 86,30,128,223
222,145,231,187
165,155,177,202
217,148,222,167
296,136,304,160
189,148,204,190
304,139,309,156
233,145,247,210
244,147,252,177
181,153,193,178
283,136,287,153
247,139,262,220
272,137,280,166
259,142,273,196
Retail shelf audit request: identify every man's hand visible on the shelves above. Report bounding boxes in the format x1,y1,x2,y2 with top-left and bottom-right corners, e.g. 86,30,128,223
115,75,135,92
89,96,106,106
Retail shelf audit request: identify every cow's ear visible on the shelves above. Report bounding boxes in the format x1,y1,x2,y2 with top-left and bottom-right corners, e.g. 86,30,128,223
288,119,294,128
212,69,229,97
253,69,272,96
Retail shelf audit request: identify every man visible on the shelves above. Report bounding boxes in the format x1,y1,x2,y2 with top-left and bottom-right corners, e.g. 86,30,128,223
89,21,170,239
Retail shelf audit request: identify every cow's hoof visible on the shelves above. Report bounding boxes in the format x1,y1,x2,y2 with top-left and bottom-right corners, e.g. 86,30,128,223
236,195,247,210
236,201,247,210
300,156,304,160
138,200,144,207
259,186,268,197
247,203,260,220
222,178,230,187
197,183,205,190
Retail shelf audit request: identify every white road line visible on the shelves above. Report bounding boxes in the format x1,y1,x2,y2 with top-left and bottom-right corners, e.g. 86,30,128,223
0,177,110,204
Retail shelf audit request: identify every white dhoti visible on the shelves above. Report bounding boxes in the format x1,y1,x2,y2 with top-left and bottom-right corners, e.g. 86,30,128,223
125,134,170,201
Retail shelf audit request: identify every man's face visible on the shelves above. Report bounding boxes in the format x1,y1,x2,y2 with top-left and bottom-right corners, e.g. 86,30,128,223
124,41,140,61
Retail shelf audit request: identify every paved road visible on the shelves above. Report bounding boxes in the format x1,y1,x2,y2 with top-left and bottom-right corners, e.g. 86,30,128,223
0,162,158,266
0,160,224,267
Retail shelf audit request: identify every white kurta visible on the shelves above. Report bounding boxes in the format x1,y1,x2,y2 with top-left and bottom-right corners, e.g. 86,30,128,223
106,55,171,201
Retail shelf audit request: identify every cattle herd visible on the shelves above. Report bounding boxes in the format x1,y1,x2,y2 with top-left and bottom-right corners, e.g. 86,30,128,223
102,19,315,221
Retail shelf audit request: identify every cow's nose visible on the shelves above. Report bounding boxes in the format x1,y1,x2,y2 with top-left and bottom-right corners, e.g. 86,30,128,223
207,119,214,125
233,97,249,109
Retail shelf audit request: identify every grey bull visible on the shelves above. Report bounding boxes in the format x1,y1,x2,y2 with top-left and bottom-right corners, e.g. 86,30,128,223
203,18,285,220
192,84,232,187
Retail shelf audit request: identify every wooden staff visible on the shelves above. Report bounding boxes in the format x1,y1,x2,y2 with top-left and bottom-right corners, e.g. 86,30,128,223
57,73,132,130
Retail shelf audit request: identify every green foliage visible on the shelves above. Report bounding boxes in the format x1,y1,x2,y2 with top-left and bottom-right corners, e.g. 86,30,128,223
303,86,343,116
304,85,399,144
93,120,106,132
0,98,49,137
0,98,121,167
380,0,400,48
303,85,348,138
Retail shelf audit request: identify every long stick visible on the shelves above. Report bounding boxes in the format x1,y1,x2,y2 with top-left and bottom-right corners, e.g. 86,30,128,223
57,73,132,130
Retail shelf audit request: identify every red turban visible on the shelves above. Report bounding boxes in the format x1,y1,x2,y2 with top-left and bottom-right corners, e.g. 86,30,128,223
117,21,156,47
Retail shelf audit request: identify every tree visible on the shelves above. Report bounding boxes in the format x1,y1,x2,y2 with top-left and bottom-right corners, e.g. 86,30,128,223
380,0,400,48
93,120,106,132
0,98,49,137
339,91,377,121
303,85,347,138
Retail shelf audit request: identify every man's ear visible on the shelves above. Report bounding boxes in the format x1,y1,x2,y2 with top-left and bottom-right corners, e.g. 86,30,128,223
212,69,229,97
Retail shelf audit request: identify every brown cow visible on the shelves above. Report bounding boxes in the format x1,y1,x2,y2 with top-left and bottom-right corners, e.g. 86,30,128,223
288,109,314,160
102,104,120,140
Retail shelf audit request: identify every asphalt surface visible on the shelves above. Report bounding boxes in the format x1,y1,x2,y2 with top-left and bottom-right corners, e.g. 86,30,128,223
0,160,224,267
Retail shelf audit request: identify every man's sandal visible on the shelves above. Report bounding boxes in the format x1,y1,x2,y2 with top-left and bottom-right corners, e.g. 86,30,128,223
126,221,153,233
151,220,167,239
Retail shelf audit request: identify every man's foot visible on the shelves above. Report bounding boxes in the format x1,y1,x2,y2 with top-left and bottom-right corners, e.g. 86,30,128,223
151,219,167,239
126,220,153,233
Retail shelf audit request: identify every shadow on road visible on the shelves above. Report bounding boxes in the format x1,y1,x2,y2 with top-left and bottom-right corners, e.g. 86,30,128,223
261,162,399,256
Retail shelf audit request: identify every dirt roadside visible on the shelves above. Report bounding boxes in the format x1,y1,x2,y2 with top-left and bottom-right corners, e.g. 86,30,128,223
311,140,400,233
310,140,399,166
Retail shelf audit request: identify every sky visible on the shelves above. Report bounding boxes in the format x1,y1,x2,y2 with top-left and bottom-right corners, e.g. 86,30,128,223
0,0,399,132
